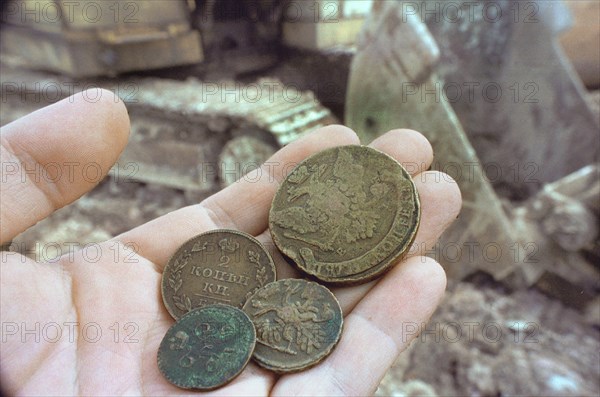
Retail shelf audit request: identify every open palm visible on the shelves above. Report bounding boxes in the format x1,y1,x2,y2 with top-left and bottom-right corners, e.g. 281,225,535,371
1,90,461,396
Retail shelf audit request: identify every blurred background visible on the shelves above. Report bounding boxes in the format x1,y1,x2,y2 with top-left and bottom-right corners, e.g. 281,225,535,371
1,1,598,395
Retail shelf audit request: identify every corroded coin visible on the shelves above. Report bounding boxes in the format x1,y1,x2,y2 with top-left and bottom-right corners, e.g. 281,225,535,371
162,230,276,320
157,304,256,390
242,279,343,373
269,145,420,284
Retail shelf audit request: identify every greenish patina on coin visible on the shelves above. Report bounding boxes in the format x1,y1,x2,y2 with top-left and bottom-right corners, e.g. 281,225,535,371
269,145,420,284
242,279,343,373
157,304,256,390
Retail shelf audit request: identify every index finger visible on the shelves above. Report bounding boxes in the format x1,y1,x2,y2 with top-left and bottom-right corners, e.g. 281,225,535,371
0,89,130,244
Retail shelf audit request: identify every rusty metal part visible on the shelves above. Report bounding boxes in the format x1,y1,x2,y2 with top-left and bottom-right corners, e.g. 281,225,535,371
344,1,600,296
345,2,516,282
509,165,599,307
421,0,599,199
529,165,600,251
1,0,203,77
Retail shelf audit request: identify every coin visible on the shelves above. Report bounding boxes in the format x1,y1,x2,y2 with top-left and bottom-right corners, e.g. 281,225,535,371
157,304,256,390
162,229,276,320
242,279,343,373
269,145,420,284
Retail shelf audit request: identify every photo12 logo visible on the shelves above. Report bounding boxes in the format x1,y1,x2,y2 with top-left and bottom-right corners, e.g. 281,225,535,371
1,82,139,104
1,322,140,344
403,321,539,344
2,241,140,264
1,161,139,186
400,1,539,24
2,1,139,24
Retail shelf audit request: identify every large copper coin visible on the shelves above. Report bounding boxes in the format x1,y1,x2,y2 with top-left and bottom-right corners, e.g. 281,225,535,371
157,304,256,390
242,279,343,373
162,230,276,320
269,145,420,284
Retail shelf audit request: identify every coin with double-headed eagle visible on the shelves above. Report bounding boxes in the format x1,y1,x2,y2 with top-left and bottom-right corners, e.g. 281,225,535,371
269,145,420,284
242,279,343,372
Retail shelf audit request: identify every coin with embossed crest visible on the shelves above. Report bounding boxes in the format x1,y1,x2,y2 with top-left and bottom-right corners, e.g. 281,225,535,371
242,279,343,373
157,304,256,390
161,230,276,320
269,145,420,284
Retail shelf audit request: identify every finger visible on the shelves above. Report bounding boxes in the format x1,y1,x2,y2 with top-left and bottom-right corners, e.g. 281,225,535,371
0,89,130,244
368,128,434,175
329,125,459,310
272,256,446,396
333,172,460,313
115,125,360,268
410,171,462,255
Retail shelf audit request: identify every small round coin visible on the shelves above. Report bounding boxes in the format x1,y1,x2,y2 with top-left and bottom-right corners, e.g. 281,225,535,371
242,279,343,373
162,229,276,320
157,304,256,390
269,145,420,284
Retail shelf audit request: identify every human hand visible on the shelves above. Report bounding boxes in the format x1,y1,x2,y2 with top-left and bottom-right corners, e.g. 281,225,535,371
0,90,461,396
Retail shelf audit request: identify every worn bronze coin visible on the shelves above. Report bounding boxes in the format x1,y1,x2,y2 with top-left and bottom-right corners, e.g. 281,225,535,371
157,304,256,390
242,279,343,373
162,229,276,320
269,145,420,284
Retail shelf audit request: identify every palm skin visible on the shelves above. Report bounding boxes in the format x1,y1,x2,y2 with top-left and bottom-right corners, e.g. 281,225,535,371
0,90,461,396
